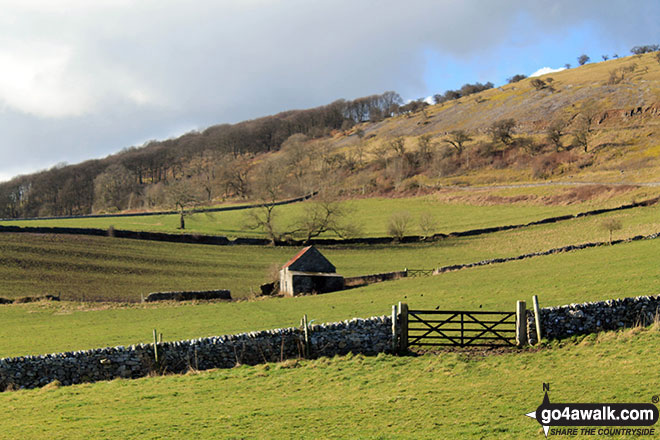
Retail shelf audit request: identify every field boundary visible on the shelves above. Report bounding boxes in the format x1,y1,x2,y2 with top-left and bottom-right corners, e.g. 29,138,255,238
433,231,660,275
0,192,317,222
1,196,657,247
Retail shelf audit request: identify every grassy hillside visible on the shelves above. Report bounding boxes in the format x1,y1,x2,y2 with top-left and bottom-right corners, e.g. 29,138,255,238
335,51,660,187
1,327,658,439
3,53,660,222
2,236,659,358
2,184,658,238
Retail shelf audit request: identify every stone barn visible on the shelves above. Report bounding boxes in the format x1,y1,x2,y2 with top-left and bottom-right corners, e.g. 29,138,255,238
279,246,345,296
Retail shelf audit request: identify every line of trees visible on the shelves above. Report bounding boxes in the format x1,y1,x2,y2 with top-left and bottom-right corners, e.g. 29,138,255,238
433,81,494,105
0,91,404,219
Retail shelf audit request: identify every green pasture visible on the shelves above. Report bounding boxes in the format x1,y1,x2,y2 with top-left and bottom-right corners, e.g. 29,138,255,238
1,327,658,439
1,237,659,358
0,202,657,302
0,193,636,238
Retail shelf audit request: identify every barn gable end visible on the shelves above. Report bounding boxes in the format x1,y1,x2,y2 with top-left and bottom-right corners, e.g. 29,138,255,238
282,246,336,273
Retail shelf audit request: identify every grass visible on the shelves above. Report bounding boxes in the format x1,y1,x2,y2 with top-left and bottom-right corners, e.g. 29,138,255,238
1,236,660,358
1,188,652,238
1,201,658,302
1,327,659,439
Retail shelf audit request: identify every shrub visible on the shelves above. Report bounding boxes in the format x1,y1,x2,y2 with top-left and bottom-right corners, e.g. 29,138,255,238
507,74,527,83
418,212,438,239
530,78,547,90
388,211,413,241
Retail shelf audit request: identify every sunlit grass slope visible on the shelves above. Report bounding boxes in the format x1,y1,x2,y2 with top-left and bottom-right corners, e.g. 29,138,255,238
1,237,659,358
0,327,658,439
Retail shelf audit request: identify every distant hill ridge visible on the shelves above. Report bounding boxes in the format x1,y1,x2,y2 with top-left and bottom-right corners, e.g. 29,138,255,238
1,51,660,219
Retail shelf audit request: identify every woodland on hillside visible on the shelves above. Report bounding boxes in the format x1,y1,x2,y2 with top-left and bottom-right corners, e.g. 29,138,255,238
1,47,660,220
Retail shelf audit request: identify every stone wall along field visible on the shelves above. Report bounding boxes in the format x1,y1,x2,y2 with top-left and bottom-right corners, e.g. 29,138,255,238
526,294,660,344
0,315,392,391
145,290,231,302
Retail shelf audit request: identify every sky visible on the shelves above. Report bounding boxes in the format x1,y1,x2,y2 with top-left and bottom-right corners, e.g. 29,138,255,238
0,0,659,183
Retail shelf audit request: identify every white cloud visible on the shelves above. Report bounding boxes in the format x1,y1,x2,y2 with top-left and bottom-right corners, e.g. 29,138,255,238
0,42,92,118
530,67,567,77
0,0,657,181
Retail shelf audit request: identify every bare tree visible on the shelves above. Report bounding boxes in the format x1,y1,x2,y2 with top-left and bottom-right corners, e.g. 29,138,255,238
546,119,567,151
293,191,360,243
577,54,590,65
166,178,204,229
530,78,547,90
93,164,137,212
388,211,413,241
417,134,434,164
444,130,472,154
281,133,313,194
244,160,287,244
572,104,598,152
418,212,438,239
217,153,252,199
507,74,527,83
187,152,219,202
601,218,622,244
488,119,516,146
388,137,406,157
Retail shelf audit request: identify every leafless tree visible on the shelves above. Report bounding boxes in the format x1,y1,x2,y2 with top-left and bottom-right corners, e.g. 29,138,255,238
93,164,137,212
388,137,406,157
572,104,598,152
217,153,252,199
166,178,204,229
601,218,622,244
444,130,472,154
418,212,438,239
244,160,287,244
417,134,434,164
388,211,413,241
546,119,567,151
293,191,360,243
577,54,590,65
488,119,516,146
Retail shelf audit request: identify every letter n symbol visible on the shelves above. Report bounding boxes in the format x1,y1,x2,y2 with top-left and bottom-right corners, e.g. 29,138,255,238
543,383,550,392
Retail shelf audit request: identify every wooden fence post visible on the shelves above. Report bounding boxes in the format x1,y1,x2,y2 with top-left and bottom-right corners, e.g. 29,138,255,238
516,301,527,347
302,314,309,358
391,305,398,352
532,295,542,344
398,302,408,352
152,328,159,365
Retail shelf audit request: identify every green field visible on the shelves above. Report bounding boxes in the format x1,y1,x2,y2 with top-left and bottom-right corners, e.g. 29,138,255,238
1,237,659,358
1,327,658,439
1,192,659,439
1,201,657,302
0,192,647,238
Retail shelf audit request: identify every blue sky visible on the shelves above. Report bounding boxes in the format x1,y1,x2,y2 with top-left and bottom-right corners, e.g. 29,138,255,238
0,1,658,182
422,16,637,99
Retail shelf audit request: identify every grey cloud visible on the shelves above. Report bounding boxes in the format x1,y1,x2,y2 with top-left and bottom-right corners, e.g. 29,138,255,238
1,0,658,181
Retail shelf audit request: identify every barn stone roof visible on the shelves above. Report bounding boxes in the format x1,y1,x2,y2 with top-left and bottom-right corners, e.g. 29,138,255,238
281,246,336,273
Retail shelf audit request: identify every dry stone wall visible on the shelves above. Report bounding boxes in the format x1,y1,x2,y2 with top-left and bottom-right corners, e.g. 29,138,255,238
145,290,231,302
0,315,392,391
526,295,660,344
